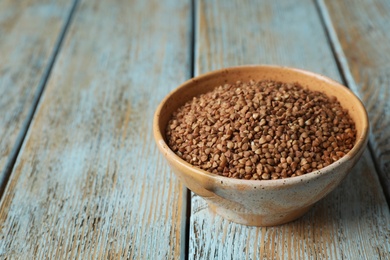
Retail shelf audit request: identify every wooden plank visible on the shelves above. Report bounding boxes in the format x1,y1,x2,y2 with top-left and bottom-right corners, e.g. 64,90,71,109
0,0,191,258
190,0,390,259
0,0,75,193
319,0,390,201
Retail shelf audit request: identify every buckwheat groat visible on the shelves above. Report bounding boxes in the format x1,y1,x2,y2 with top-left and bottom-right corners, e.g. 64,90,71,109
166,80,356,180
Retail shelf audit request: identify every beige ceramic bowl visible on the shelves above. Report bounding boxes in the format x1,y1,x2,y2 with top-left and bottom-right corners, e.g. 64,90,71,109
153,65,368,226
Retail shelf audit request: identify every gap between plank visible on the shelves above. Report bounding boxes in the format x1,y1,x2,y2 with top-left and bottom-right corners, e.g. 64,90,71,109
181,186,191,260
181,0,197,259
0,0,80,199
314,0,390,207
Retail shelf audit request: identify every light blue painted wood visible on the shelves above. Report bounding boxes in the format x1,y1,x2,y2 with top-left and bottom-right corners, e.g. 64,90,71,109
190,0,390,259
0,0,75,194
1,0,388,259
320,0,390,201
0,0,192,258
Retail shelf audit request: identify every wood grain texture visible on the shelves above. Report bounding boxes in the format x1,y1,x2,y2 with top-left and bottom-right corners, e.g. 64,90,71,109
0,0,74,193
190,0,390,259
0,0,191,258
319,0,390,201
191,151,389,259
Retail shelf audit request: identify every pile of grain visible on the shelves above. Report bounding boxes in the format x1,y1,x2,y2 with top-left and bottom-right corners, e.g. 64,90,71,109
166,80,356,180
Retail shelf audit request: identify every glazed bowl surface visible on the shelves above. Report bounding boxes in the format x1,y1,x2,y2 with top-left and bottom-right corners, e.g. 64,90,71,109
153,65,369,226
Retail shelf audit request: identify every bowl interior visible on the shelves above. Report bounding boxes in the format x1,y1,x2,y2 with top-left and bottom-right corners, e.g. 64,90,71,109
156,66,368,159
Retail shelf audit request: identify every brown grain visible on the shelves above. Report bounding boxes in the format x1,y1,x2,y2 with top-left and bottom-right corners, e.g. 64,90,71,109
166,80,356,180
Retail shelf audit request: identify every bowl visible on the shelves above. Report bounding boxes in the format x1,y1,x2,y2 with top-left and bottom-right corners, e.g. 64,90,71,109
153,65,369,226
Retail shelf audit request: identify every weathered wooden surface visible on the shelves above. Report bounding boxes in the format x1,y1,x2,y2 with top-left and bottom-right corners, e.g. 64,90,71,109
0,0,191,258
0,0,75,193
191,151,390,259
190,0,390,259
1,0,389,259
320,0,390,201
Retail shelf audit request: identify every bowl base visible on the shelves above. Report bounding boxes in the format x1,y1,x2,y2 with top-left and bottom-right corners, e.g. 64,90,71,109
208,204,313,226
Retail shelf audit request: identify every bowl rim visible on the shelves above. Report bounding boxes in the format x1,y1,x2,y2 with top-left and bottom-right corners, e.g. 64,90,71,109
153,65,369,187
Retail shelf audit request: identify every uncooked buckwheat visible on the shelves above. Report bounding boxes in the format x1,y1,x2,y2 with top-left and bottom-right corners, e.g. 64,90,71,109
166,80,356,180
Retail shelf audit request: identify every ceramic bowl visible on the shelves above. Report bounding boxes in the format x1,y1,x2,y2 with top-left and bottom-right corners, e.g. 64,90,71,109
153,65,369,226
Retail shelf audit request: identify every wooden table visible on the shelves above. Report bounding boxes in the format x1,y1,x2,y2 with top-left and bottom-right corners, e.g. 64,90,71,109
1,0,389,259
